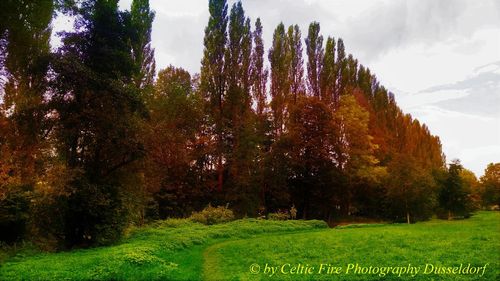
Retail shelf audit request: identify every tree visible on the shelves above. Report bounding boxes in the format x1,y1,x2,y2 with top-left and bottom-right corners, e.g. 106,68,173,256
128,0,156,92
142,66,204,219
224,2,252,125
460,168,481,210
268,23,290,136
386,155,436,224
335,38,346,99
480,163,500,206
345,54,358,87
334,93,380,216
340,94,378,169
0,1,14,83
1,0,53,185
287,25,304,103
439,159,471,220
200,0,228,192
305,22,323,98
223,2,258,214
0,0,457,244
251,18,267,117
287,96,338,219
250,18,271,211
320,36,336,105
0,0,53,243
52,0,145,246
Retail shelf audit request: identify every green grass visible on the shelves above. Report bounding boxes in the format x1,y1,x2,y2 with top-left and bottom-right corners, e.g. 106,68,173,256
205,212,500,281
0,219,326,280
0,212,498,280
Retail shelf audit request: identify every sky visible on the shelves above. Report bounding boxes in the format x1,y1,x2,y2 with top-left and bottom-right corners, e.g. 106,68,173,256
53,0,500,176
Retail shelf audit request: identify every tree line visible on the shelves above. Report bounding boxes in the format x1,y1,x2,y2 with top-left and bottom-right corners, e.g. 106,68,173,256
0,0,498,249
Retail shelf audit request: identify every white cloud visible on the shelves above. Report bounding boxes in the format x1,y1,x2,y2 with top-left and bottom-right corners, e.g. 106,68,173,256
399,90,470,110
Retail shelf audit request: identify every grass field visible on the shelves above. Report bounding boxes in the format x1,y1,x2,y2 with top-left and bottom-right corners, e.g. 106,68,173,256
0,212,498,280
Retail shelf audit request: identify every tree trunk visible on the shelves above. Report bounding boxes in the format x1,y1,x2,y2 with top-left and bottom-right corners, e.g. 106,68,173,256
260,182,266,210
448,210,452,220
405,198,410,224
217,155,223,192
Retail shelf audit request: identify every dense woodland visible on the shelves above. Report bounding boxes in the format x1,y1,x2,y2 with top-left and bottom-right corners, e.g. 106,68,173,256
0,0,499,249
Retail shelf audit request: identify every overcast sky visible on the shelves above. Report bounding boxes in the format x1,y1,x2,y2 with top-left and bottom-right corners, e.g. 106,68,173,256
54,0,500,176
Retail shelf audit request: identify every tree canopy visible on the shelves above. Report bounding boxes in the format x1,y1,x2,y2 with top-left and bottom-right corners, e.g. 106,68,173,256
0,0,492,248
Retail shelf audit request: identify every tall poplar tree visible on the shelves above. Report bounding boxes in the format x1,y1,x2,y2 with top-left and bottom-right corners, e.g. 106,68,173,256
268,23,289,136
321,36,336,104
335,38,347,97
128,0,156,91
225,1,249,112
305,22,323,98
241,18,253,97
287,25,304,103
0,0,53,243
1,0,53,184
224,2,257,212
200,0,228,192
251,18,267,117
251,17,270,211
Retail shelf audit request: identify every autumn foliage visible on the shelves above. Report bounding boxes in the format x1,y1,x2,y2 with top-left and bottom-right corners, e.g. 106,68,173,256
0,0,496,248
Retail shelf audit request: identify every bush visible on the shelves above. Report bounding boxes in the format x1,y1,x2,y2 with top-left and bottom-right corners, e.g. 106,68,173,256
268,210,290,221
0,185,31,243
189,204,234,225
63,179,129,247
29,191,68,251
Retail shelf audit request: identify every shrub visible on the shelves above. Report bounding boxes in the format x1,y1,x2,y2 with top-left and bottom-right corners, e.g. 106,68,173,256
189,204,234,225
124,247,159,265
0,185,31,243
63,179,129,247
268,210,290,221
29,191,68,251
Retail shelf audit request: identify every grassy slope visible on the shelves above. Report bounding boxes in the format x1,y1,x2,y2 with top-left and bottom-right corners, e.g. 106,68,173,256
0,212,498,281
0,219,327,280
204,212,500,281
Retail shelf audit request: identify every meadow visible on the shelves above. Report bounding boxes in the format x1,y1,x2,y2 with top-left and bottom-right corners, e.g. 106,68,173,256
0,212,498,281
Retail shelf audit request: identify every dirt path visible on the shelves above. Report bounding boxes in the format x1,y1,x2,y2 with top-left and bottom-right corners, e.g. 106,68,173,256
201,229,328,281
